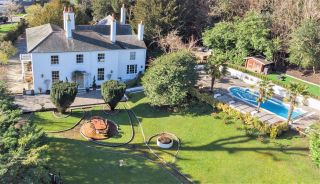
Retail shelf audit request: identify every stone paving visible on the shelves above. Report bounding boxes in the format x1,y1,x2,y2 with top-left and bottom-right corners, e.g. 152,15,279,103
14,90,105,112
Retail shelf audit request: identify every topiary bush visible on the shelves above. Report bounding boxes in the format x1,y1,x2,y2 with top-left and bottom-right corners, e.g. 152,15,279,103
50,82,78,113
101,80,126,111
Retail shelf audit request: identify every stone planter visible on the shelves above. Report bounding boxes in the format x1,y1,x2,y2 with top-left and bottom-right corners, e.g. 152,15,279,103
157,136,173,149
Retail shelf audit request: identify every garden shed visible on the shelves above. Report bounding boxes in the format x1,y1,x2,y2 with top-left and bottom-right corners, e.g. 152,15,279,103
245,57,273,74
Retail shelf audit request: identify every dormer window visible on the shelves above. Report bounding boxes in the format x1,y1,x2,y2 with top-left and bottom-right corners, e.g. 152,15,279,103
98,53,105,62
51,55,59,65
130,52,136,60
76,54,84,63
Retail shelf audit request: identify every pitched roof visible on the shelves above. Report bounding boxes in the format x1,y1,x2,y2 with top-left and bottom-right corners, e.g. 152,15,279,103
245,56,273,65
26,23,146,53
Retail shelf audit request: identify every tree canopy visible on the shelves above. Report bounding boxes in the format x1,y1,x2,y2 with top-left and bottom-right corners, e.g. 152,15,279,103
289,19,320,73
0,82,48,183
203,11,280,65
142,50,198,107
92,0,131,20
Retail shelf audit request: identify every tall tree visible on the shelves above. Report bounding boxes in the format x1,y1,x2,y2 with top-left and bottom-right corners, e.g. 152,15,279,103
92,0,130,20
0,82,48,183
132,0,180,42
204,55,228,92
289,19,320,74
285,82,308,124
256,80,274,112
142,50,198,107
203,11,280,65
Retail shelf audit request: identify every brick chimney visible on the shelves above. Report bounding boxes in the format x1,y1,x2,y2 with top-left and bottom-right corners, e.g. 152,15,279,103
137,21,144,41
110,15,117,43
120,4,126,25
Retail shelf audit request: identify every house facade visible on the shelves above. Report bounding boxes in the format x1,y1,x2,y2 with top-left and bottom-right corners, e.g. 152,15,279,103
23,6,146,93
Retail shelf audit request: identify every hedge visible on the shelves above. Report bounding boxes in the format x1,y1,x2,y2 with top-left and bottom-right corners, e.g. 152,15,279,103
190,88,288,138
227,63,320,100
0,19,28,43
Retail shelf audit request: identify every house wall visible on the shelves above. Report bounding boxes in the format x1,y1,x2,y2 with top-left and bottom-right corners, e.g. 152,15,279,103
227,67,320,110
31,49,146,93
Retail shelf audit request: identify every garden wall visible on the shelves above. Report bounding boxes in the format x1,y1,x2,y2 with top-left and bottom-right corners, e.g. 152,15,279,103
227,67,320,110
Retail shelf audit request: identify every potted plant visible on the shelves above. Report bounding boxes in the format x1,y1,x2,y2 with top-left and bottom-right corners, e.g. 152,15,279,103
38,87,42,94
157,134,173,149
86,87,90,93
92,76,97,91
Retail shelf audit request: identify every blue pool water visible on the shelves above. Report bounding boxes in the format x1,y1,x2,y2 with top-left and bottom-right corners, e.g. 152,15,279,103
229,87,304,119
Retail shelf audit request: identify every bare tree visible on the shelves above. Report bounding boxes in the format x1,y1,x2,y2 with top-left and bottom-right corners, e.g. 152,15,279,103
5,1,20,23
158,30,198,53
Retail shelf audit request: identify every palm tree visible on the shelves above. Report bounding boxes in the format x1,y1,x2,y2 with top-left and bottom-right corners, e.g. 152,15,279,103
256,80,274,112
285,82,309,124
204,56,228,92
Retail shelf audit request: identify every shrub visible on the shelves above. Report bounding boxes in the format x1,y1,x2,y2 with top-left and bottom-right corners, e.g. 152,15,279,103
125,72,143,88
309,125,320,167
270,121,289,139
101,80,126,111
1,19,28,42
142,50,198,107
189,88,217,109
50,82,78,113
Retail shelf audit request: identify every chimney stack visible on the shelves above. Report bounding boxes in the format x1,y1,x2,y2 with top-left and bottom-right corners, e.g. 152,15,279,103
120,4,126,25
65,15,72,38
63,6,75,38
137,21,144,41
110,16,117,43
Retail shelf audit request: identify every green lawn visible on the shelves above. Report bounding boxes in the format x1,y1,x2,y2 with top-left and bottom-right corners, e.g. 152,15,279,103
30,109,84,132
31,93,320,183
267,73,320,97
0,23,17,34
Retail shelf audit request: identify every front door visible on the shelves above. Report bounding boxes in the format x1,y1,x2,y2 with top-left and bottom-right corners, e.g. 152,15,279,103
75,74,84,88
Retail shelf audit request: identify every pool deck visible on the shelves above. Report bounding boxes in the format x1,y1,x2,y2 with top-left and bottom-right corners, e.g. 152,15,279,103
198,72,320,129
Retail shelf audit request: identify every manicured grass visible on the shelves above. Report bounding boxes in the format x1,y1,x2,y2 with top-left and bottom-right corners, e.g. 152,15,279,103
89,106,134,144
267,73,320,97
46,137,177,184
30,109,84,132
127,93,320,183
32,93,320,183
0,23,17,34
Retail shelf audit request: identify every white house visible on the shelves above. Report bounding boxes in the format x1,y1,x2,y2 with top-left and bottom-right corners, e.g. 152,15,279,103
22,6,146,93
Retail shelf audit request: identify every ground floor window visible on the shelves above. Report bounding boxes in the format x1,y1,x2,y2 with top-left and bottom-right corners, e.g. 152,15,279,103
52,71,60,83
97,68,104,80
127,64,137,74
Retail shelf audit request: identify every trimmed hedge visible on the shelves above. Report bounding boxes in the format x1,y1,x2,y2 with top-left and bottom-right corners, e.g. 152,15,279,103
0,19,28,42
190,88,288,138
228,63,320,100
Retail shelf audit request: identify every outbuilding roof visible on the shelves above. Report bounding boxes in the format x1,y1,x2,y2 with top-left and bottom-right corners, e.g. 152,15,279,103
244,56,273,65
26,23,146,53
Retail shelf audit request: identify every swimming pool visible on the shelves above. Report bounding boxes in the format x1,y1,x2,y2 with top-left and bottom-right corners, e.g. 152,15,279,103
229,86,304,119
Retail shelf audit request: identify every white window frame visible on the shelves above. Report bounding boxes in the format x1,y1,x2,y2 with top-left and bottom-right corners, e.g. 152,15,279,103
52,71,60,83
130,52,136,60
51,55,59,65
97,68,104,80
98,53,105,62
76,54,84,64
126,64,137,74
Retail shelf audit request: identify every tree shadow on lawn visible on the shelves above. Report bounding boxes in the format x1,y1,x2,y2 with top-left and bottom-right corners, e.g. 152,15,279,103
45,137,181,184
178,135,308,161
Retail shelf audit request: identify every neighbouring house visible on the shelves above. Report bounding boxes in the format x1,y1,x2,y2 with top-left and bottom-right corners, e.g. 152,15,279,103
192,47,212,64
244,56,273,74
21,5,146,93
